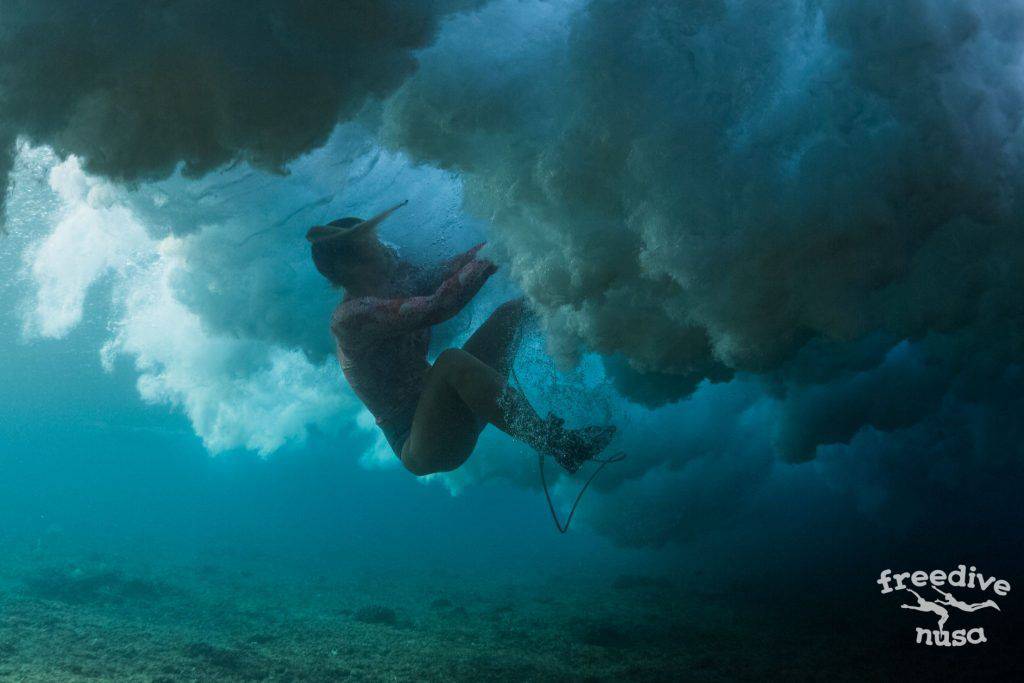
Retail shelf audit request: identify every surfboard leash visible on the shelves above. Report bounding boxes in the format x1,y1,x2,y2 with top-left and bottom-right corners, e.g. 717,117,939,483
538,449,627,533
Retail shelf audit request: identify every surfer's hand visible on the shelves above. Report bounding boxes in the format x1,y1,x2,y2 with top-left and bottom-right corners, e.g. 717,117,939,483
458,257,497,286
442,242,489,280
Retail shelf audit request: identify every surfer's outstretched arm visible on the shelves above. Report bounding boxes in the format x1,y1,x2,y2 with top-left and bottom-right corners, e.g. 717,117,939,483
333,257,496,337
415,242,487,293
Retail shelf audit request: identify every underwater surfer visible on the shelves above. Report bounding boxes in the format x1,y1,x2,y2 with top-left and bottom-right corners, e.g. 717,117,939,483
307,201,615,476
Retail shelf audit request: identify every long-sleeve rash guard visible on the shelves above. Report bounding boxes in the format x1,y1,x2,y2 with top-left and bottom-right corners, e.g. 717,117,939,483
330,247,495,451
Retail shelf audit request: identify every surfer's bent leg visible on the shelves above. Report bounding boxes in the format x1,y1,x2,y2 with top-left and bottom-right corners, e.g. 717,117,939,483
401,345,550,475
400,299,538,475
400,298,615,476
461,297,525,381
400,357,481,475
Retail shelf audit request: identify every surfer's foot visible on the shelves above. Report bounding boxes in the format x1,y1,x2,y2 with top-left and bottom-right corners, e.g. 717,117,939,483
544,414,617,474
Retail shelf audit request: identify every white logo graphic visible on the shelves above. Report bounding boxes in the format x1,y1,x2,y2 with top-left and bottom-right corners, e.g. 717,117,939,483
878,565,1010,646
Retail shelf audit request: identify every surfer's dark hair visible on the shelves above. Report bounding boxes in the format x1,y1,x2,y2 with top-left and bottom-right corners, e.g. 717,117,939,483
309,217,364,287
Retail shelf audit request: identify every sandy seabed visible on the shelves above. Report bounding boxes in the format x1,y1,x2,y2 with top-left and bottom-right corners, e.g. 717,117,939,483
0,544,1020,682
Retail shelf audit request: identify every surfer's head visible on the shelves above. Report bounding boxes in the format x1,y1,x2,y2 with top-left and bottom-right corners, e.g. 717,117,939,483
307,201,407,293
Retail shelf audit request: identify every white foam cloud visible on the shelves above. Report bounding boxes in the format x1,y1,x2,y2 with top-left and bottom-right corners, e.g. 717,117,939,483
381,0,1024,453
21,157,150,338
20,149,363,456
101,236,354,454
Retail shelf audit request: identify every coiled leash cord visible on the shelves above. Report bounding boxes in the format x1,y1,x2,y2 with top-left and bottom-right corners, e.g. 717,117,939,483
509,365,626,533
539,450,627,533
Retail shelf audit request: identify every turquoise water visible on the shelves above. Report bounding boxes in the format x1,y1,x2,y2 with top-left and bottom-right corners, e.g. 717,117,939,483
0,74,1019,683
1,274,1020,680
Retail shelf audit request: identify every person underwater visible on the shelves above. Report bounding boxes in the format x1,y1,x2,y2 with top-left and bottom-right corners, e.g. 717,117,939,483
307,201,616,476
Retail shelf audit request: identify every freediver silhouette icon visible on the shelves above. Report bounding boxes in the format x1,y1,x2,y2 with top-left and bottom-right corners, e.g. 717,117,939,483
932,587,1000,613
899,589,950,631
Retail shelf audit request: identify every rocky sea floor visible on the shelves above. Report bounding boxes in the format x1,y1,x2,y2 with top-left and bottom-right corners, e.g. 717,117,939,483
0,547,1020,681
